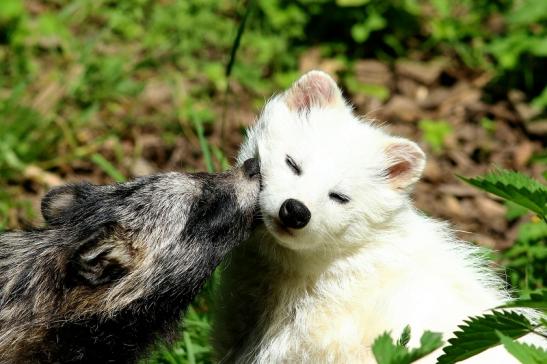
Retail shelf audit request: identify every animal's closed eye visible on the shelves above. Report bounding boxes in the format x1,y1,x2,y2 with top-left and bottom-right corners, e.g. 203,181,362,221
285,155,301,176
329,192,350,204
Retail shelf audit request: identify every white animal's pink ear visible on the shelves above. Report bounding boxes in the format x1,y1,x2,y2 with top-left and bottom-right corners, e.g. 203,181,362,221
284,70,344,112
384,138,426,191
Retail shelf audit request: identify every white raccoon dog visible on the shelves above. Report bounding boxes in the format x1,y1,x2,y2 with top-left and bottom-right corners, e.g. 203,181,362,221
213,71,544,363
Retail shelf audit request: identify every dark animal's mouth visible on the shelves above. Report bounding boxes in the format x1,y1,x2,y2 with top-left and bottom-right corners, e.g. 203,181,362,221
251,209,264,229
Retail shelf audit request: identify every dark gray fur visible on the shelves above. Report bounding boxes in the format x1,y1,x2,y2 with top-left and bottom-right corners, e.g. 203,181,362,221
0,165,259,363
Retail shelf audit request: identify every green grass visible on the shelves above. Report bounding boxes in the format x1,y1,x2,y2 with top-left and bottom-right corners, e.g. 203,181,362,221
418,119,454,154
144,305,214,364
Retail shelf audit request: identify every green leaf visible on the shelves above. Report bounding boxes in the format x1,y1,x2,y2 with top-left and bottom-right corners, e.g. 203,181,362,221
497,290,547,313
505,200,529,221
373,332,400,364
336,0,371,6
497,332,547,364
532,87,547,110
372,330,443,364
0,0,24,21
459,170,547,220
410,331,444,362
515,221,547,245
418,120,453,154
437,311,535,364
344,76,390,101
350,11,386,43
398,325,412,347
509,0,547,26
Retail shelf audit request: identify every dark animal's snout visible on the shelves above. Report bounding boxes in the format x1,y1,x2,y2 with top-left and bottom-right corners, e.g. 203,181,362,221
243,158,260,179
279,199,311,229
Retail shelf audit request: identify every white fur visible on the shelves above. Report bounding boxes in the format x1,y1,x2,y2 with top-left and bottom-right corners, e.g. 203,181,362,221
214,71,545,363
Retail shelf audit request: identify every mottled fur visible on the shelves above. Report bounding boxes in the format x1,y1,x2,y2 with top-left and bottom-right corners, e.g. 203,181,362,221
0,163,259,363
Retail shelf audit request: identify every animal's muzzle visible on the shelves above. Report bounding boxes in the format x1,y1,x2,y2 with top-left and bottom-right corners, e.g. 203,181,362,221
279,199,311,229
243,158,260,180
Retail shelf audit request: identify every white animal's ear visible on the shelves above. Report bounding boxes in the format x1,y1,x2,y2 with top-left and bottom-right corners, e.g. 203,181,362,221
384,138,426,191
284,70,344,112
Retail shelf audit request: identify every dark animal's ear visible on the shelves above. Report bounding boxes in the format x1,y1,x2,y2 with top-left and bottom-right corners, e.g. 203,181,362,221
41,184,92,224
66,225,133,287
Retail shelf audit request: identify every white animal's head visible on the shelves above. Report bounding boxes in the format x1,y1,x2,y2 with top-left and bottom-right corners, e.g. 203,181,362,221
238,71,425,253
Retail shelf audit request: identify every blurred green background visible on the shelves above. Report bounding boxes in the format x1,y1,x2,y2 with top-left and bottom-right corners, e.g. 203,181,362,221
0,0,546,363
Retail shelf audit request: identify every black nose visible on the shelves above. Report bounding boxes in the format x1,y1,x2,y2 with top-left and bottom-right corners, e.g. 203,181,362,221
278,199,311,229
243,158,260,179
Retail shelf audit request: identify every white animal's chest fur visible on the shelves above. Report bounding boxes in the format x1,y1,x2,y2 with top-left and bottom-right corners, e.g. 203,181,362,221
221,250,375,363
256,275,414,363
248,269,373,362
214,215,525,364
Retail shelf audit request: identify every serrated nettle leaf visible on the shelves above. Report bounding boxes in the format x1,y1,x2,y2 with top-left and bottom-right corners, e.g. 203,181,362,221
497,290,547,313
410,331,443,360
497,331,547,364
398,325,412,347
437,311,535,364
372,330,443,364
459,169,547,220
372,332,399,364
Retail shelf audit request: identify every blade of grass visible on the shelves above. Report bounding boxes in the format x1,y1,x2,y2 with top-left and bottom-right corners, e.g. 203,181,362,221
225,0,254,79
38,136,109,170
90,153,126,182
221,0,255,149
193,118,215,173
154,346,180,364
183,332,196,364
212,145,231,171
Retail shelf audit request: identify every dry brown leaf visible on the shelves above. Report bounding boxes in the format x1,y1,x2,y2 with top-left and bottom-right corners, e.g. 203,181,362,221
354,60,393,86
395,60,444,85
381,95,422,122
24,165,64,188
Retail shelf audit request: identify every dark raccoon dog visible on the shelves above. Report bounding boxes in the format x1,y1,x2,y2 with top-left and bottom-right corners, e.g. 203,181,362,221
0,159,260,364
